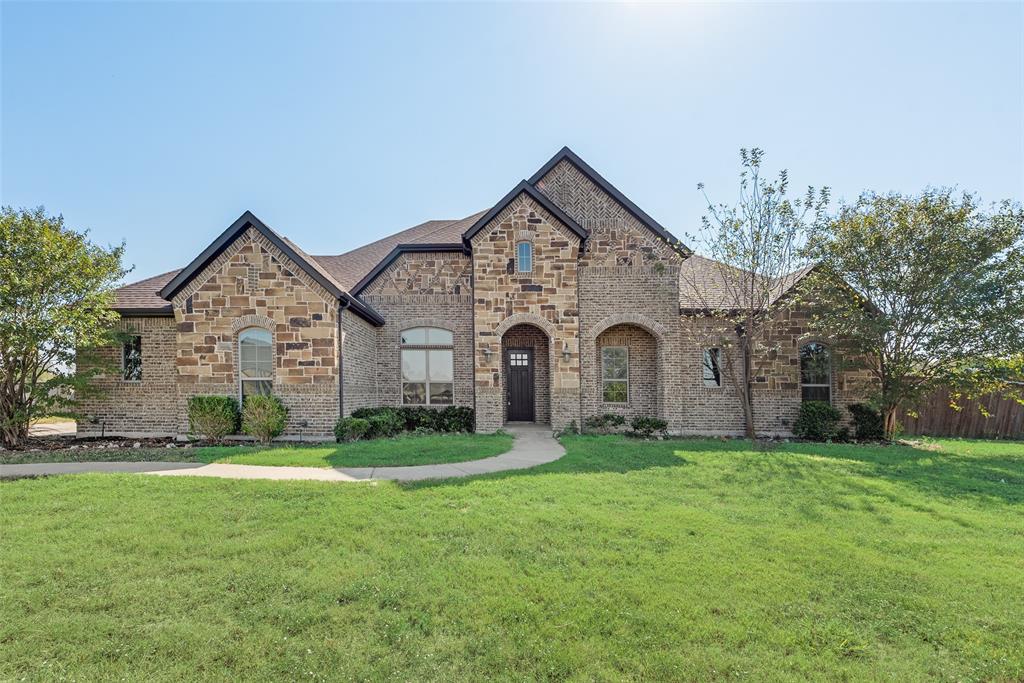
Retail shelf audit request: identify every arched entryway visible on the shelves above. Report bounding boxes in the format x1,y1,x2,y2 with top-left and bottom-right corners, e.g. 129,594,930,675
501,323,551,424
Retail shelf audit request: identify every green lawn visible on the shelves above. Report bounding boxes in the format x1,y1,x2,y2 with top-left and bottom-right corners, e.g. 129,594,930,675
2,436,1022,681
0,433,513,468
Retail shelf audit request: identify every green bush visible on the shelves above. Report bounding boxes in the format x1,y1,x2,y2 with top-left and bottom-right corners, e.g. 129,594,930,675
351,406,475,435
367,411,404,439
630,416,668,438
793,401,841,441
584,413,626,433
334,417,369,442
848,403,885,440
241,395,288,444
187,395,240,441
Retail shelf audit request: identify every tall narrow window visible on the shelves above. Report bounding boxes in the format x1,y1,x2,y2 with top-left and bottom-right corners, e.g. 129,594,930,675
239,328,273,400
516,241,533,273
702,348,722,387
401,327,454,405
800,342,832,402
122,335,142,382
602,346,628,403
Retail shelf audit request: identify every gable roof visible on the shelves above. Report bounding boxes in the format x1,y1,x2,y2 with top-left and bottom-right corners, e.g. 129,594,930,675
157,210,384,325
529,146,688,253
462,181,588,244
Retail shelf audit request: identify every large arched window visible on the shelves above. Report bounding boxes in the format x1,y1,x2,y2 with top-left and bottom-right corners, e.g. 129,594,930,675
239,327,273,400
401,327,453,405
800,342,831,403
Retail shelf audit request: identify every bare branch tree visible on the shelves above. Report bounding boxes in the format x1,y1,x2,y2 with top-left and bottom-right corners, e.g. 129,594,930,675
680,149,829,439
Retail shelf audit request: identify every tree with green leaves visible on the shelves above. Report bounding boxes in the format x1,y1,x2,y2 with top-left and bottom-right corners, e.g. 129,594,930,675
681,149,829,439
803,190,1024,438
0,207,128,448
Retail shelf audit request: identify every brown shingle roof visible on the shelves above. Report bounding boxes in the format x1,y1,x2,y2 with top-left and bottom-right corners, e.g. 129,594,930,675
112,269,180,313
678,254,815,311
310,210,484,290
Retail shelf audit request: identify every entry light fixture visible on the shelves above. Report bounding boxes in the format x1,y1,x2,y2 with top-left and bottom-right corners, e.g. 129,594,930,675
482,347,493,362
562,342,572,362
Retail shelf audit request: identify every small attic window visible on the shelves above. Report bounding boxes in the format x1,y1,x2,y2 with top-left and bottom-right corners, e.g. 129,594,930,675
516,242,533,273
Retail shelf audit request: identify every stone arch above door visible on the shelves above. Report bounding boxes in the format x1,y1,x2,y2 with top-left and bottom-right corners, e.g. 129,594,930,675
493,312,558,339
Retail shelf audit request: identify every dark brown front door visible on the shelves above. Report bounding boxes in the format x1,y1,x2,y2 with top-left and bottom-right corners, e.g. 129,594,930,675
506,348,535,422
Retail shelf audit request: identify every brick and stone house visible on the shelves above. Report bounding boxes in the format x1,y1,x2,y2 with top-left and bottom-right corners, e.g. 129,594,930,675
79,147,871,439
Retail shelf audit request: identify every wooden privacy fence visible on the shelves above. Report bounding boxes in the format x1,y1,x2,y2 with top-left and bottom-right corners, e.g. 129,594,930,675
901,386,1024,440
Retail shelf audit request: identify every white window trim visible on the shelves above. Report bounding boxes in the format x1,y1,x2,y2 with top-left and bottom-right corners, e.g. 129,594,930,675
601,345,629,404
702,348,722,388
516,241,533,273
121,335,142,383
400,327,455,406
238,327,273,402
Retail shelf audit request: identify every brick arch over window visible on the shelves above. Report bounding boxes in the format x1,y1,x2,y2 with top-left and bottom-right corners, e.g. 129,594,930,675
493,312,557,340
395,318,456,334
231,314,276,335
584,312,668,343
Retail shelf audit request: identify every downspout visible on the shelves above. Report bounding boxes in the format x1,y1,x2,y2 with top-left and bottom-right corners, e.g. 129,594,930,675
338,298,350,419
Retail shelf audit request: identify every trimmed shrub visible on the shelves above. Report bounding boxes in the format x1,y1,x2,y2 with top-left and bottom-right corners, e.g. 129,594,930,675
187,395,239,441
848,403,885,440
242,395,288,444
630,416,668,438
793,400,841,441
367,411,404,439
351,406,475,435
334,417,369,442
583,413,626,434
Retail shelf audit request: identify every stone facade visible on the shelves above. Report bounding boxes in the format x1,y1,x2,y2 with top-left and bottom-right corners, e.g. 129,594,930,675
469,194,582,432
86,148,873,440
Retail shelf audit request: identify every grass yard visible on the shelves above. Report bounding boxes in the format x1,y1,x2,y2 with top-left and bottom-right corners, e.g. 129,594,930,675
0,432,514,468
1,436,1022,681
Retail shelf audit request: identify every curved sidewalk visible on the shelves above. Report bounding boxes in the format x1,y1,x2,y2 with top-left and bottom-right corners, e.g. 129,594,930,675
0,424,563,483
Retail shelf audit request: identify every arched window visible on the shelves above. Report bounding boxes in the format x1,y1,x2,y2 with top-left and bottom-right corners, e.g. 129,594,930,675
516,241,533,273
401,327,454,405
800,342,831,403
239,328,273,400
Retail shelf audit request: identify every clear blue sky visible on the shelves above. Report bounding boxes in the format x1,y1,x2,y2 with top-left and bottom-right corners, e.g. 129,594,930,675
3,1,1021,284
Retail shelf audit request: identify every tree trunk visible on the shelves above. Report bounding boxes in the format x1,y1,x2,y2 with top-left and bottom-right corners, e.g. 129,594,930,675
883,405,899,441
739,335,757,440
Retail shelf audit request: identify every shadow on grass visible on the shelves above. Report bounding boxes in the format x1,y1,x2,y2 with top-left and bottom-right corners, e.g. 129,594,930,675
403,434,1024,504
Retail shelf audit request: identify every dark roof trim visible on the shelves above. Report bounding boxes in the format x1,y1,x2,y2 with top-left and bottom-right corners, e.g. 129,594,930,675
528,146,690,253
462,180,588,244
113,307,174,317
158,210,384,326
351,243,470,296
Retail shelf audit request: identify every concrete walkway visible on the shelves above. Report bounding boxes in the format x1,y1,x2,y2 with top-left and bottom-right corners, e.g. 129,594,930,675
0,424,563,482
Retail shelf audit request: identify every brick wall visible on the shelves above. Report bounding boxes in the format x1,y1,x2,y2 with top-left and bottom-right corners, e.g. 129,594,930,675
585,323,658,423
340,307,377,416
360,252,474,410
77,316,179,436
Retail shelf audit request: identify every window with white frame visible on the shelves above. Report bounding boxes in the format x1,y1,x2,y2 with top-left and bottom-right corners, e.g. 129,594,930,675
601,346,628,403
702,348,722,387
800,342,832,402
516,241,533,273
122,335,142,382
238,328,273,400
401,327,454,405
